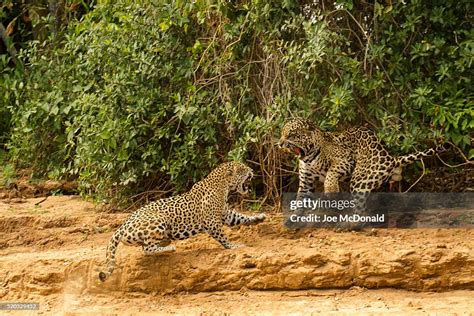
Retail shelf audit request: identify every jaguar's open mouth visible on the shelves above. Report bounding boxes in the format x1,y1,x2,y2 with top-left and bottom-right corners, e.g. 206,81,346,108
293,146,305,157
237,171,253,195
288,144,305,158
278,140,305,158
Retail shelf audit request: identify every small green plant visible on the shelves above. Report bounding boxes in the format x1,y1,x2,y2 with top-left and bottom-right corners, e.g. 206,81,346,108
51,189,63,196
0,162,16,188
248,202,263,213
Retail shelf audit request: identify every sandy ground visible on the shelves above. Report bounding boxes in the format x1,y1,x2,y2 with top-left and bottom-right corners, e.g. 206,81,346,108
0,195,473,315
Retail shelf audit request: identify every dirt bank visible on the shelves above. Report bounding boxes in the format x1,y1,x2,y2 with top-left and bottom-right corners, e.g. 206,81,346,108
0,196,472,314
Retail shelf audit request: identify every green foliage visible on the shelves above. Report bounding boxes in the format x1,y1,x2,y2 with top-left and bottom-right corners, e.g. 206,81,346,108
368,1,474,151
0,55,23,150
5,0,473,204
0,148,15,187
9,1,294,203
0,56,17,147
1,0,92,148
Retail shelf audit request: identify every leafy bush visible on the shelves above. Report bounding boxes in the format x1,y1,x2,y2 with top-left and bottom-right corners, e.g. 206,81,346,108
7,0,473,204
0,55,21,149
9,1,291,203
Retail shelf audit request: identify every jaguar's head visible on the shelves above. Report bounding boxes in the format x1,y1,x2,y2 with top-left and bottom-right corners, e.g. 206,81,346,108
278,118,317,159
221,161,253,195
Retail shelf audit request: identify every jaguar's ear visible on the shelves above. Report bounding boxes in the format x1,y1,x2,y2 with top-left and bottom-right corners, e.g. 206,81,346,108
226,168,234,177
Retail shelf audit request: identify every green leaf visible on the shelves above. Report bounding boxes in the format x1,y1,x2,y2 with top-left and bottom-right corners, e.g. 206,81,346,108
100,130,111,140
469,149,474,160
50,105,59,116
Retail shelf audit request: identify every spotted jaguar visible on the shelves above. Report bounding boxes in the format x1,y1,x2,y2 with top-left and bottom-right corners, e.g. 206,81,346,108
99,161,266,282
278,118,446,197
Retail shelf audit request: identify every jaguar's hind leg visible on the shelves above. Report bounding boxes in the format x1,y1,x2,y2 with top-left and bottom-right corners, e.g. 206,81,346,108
140,220,175,255
142,236,175,255
142,243,176,255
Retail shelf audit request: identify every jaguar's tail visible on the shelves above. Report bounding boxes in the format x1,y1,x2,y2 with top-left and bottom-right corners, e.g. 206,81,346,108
396,143,449,167
99,225,126,282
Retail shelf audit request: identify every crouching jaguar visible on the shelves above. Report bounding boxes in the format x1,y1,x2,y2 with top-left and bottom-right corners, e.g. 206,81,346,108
99,161,266,282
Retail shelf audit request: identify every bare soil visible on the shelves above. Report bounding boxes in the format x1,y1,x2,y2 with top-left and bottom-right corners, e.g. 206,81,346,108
0,196,473,315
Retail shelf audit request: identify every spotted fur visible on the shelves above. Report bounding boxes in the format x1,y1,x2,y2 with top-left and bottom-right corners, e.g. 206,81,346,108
278,118,447,197
99,161,265,282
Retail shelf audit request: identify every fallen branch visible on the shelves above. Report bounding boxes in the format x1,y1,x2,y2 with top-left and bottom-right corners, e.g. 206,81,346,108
402,159,426,193
34,196,48,206
436,142,474,168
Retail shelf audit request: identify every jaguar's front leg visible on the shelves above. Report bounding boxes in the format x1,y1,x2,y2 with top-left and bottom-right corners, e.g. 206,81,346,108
205,218,242,249
323,170,342,193
222,209,265,226
297,160,318,200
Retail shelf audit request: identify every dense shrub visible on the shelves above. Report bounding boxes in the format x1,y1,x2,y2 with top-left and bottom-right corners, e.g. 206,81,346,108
0,56,15,148
6,0,473,204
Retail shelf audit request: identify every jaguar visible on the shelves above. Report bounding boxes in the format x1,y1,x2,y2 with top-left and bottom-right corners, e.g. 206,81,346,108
278,118,446,197
99,161,266,282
